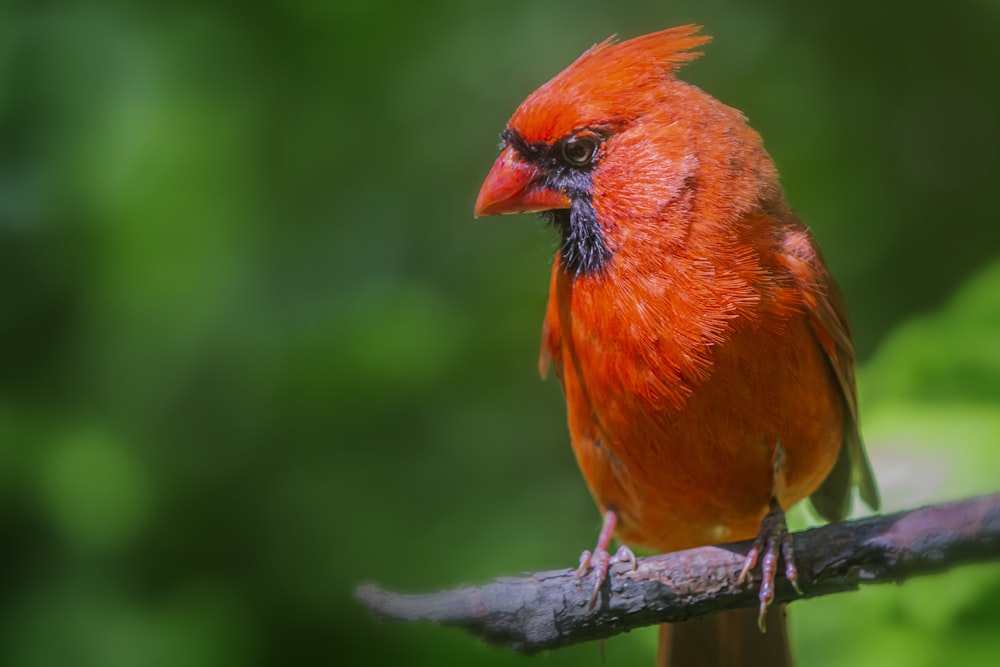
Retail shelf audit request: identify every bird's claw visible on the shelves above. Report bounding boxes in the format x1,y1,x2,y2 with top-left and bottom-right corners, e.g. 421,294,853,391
737,498,802,631
577,544,637,609
576,510,636,609
615,544,638,570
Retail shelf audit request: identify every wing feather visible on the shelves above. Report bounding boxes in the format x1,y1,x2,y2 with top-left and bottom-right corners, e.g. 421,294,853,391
780,226,880,520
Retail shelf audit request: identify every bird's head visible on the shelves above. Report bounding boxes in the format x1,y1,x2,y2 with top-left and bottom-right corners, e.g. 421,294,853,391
475,26,775,277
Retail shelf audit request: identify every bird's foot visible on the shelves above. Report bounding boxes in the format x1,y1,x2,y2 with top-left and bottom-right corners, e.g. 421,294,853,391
737,498,803,631
576,509,636,609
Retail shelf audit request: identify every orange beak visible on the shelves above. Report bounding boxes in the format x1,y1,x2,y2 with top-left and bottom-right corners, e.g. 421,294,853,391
474,146,571,217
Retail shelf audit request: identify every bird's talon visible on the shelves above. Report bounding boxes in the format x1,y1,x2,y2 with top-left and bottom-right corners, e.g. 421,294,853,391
736,545,760,585
739,498,801,633
786,557,803,595
576,510,634,609
781,535,803,594
614,545,637,571
588,578,603,609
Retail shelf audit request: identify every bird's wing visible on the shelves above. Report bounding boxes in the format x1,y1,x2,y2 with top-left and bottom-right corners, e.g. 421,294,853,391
779,225,880,521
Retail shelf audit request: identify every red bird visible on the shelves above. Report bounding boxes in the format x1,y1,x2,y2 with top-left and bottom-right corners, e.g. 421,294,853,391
474,26,879,666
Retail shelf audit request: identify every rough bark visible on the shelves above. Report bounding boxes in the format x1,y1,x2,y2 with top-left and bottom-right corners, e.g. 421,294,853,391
357,494,1000,653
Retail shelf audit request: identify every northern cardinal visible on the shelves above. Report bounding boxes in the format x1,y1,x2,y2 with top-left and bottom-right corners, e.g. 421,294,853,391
474,26,880,666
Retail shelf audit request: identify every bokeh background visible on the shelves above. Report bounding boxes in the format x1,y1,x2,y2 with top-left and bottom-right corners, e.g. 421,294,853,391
2,1,999,665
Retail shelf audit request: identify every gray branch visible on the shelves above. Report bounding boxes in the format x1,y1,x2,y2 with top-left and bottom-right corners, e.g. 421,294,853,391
356,494,1000,654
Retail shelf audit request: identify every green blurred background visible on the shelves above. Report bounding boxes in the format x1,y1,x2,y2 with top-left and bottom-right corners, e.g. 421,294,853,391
2,1,999,665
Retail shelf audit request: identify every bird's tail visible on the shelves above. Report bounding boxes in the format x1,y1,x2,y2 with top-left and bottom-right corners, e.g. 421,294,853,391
657,606,793,667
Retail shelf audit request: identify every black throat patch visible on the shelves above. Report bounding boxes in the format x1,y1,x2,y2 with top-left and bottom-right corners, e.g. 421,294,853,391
543,201,610,276
503,129,612,276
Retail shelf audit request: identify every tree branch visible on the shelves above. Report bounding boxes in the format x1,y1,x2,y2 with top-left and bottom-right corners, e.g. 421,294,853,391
356,494,1000,653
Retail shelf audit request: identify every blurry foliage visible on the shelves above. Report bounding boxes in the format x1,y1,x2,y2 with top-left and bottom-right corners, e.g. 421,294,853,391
0,1,998,666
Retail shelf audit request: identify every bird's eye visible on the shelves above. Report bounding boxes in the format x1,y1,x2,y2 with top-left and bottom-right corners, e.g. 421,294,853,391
560,132,601,167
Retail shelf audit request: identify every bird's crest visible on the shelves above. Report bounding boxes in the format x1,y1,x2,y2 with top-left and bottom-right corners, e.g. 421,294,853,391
510,25,711,144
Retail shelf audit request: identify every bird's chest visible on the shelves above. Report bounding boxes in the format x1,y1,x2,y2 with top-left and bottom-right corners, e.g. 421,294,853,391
550,266,822,549
557,265,748,428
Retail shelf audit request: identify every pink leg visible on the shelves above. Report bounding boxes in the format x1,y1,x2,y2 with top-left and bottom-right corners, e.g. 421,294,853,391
737,498,803,631
576,509,637,609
